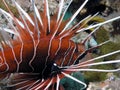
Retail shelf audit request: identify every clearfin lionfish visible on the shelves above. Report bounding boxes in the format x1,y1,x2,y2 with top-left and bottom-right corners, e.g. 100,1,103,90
0,0,120,90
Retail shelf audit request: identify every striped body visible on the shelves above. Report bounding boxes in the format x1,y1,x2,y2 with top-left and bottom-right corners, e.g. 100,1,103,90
0,11,85,76
0,0,120,90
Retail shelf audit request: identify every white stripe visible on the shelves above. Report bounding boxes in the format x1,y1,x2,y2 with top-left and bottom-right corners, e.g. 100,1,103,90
67,44,77,66
34,80,48,90
72,50,86,65
16,83,33,90
62,72,87,90
0,8,13,19
55,38,62,55
76,12,99,33
0,44,9,73
0,8,24,28
14,1,35,26
86,50,120,65
70,49,120,68
7,79,34,87
56,75,60,90
33,1,43,26
60,0,89,34
26,80,40,90
1,11,24,40
67,40,110,68
0,7,25,72
61,46,73,67
34,6,42,25
16,19,25,28
7,40,19,72
80,60,120,67
57,0,64,22
64,41,72,55
28,0,41,72
62,12,98,37
0,28,17,35
0,56,4,65
55,0,73,34
65,68,120,72
44,78,53,90
43,37,54,76
82,26,100,44
45,0,50,32
71,15,91,30
30,79,45,90
77,16,120,32
57,40,71,67
69,59,120,69
14,1,38,73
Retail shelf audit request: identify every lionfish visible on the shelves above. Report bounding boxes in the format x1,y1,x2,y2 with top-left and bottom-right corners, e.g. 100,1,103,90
0,0,120,90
